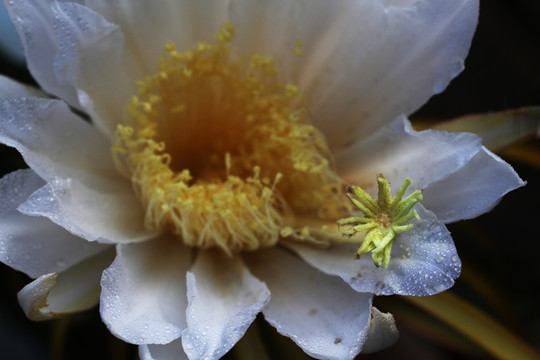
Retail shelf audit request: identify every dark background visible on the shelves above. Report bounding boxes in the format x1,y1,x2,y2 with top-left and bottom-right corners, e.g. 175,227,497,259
1,1,539,359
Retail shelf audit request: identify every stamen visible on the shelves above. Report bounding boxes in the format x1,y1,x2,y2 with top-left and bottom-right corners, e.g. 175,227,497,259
111,21,349,254
294,39,304,57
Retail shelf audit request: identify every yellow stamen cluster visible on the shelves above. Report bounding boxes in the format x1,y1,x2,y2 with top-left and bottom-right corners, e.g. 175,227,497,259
337,174,423,268
112,21,349,255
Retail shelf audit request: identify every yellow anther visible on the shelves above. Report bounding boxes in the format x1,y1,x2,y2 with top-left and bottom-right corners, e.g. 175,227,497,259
111,21,349,255
294,39,303,57
280,226,294,237
196,42,211,51
217,20,235,43
286,83,299,98
182,68,193,78
142,102,152,113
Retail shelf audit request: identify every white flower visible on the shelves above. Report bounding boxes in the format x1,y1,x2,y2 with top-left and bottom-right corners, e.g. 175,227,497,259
0,0,524,359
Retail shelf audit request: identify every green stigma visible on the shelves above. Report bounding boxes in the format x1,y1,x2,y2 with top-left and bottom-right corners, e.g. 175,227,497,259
337,174,423,269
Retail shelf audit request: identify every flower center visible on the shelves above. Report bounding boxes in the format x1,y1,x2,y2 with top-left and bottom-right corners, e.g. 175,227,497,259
112,22,350,254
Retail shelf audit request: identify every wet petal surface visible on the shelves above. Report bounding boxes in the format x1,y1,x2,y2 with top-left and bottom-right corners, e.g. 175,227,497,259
290,205,460,296
246,247,373,359
182,251,270,360
101,236,191,345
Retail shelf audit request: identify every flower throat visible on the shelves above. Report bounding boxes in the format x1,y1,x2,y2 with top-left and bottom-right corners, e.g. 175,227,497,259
112,21,349,255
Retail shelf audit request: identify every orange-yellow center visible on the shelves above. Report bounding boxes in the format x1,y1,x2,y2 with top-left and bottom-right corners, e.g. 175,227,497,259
111,22,350,255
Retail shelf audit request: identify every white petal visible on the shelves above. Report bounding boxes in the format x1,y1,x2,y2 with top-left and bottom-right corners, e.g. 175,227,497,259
182,251,270,360
84,0,231,137
100,236,191,345
290,205,460,296
0,99,150,244
139,340,188,360
380,0,420,6
245,247,373,360
4,0,82,108
0,168,43,216
18,177,155,244
423,146,525,223
0,169,109,278
0,97,119,185
5,1,138,138
361,307,399,354
335,116,482,193
47,2,133,139
232,0,478,149
86,0,230,77
0,75,44,99
229,0,354,78
6,0,232,139
17,248,115,321
17,273,58,321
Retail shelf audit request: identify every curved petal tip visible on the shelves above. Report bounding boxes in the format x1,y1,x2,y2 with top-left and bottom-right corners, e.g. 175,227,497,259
361,307,400,354
17,273,61,321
